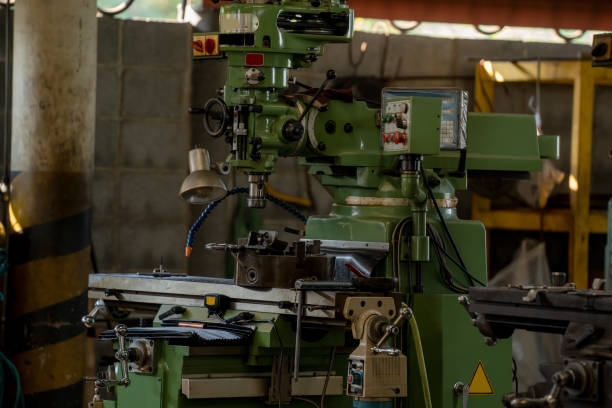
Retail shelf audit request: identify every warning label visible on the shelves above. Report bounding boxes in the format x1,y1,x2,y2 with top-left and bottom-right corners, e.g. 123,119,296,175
468,361,494,395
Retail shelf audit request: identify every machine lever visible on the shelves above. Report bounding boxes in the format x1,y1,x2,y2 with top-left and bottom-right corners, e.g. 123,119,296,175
112,324,131,387
293,287,305,382
297,69,336,122
454,382,470,408
159,306,186,320
457,296,477,320
282,70,336,143
374,305,411,349
509,368,576,408
87,324,131,406
82,299,107,328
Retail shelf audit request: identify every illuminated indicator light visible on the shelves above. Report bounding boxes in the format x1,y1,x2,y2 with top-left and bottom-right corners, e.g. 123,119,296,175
569,174,578,191
205,296,217,306
348,376,353,383
245,53,264,66
205,38,217,55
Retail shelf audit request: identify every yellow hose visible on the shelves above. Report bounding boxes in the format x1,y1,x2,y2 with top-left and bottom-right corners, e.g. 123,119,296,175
409,312,433,408
264,182,312,208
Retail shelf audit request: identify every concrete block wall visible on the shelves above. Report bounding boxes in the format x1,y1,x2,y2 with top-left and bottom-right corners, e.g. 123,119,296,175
93,17,192,275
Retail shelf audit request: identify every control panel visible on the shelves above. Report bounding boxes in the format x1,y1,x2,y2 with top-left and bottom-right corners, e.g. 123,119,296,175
381,99,411,152
347,359,364,396
381,88,467,155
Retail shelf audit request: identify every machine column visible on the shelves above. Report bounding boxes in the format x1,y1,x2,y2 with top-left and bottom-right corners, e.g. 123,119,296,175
7,0,97,406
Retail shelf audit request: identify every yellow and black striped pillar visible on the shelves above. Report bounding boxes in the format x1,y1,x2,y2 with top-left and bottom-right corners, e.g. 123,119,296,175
6,0,97,406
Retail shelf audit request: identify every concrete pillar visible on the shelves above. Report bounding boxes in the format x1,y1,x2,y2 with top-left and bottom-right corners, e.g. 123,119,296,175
7,0,97,406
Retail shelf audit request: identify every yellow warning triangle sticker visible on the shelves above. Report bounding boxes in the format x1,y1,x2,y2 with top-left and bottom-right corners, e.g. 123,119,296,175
468,361,494,395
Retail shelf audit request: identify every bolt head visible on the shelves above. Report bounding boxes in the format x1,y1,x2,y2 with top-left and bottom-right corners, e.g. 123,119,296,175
115,324,128,336
484,337,497,346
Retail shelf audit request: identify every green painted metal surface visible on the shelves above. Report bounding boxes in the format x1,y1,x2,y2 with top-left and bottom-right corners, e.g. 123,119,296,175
409,295,512,408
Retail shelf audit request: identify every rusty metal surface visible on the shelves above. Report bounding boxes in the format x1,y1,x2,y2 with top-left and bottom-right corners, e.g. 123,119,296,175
234,252,335,288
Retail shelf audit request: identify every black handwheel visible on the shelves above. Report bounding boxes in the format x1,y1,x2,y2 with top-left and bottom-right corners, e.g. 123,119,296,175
203,97,230,138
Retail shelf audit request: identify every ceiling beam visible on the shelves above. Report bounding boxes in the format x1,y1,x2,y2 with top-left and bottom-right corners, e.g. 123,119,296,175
350,0,612,31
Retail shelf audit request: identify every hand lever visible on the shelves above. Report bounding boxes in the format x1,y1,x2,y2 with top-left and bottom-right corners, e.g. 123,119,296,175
90,324,131,389
82,299,107,328
454,382,470,408
298,69,336,122
372,305,411,354
282,70,336,143
510,369,573,408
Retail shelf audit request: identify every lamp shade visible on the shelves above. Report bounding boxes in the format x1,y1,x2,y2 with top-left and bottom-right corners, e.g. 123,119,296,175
179,148,227,204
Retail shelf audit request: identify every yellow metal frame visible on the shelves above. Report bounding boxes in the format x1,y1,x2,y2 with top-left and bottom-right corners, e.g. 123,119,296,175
472,59,611,288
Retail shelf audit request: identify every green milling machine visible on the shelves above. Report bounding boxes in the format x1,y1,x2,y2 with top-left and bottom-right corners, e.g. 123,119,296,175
83,1,560,407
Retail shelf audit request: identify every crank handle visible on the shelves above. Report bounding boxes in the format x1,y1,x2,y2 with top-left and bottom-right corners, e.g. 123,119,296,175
82,299,107,328
375,304,412,348
112,324,131,387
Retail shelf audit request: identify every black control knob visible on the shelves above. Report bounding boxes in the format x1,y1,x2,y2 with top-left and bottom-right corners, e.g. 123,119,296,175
282,119,304,142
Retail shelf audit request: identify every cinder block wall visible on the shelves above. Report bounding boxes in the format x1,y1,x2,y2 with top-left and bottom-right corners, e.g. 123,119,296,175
93,17,192,275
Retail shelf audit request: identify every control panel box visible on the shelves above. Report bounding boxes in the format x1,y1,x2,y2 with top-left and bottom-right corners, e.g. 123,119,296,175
381,89,467,155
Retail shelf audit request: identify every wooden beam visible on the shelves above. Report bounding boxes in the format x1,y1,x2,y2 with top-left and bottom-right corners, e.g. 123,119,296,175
350,0,612,31
569,61,594,289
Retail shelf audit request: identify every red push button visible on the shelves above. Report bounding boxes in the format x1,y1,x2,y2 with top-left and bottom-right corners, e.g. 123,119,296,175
205,38,217,55
245,53,264,66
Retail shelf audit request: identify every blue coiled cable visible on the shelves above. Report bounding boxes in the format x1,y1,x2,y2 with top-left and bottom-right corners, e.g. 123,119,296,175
185,187,307,256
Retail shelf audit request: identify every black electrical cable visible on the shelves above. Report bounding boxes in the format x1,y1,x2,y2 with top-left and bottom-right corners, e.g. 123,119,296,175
512,358,519,397
414,262,423,293
320,346,336,408
180,0,187,20
391,217,413,307
294,398,321,408
421,169,485,287
97,0,135,16
428,224,469,294
430,236,486,287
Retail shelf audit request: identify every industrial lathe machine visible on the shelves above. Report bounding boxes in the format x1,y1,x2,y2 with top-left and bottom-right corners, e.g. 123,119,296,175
82,1,563,407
